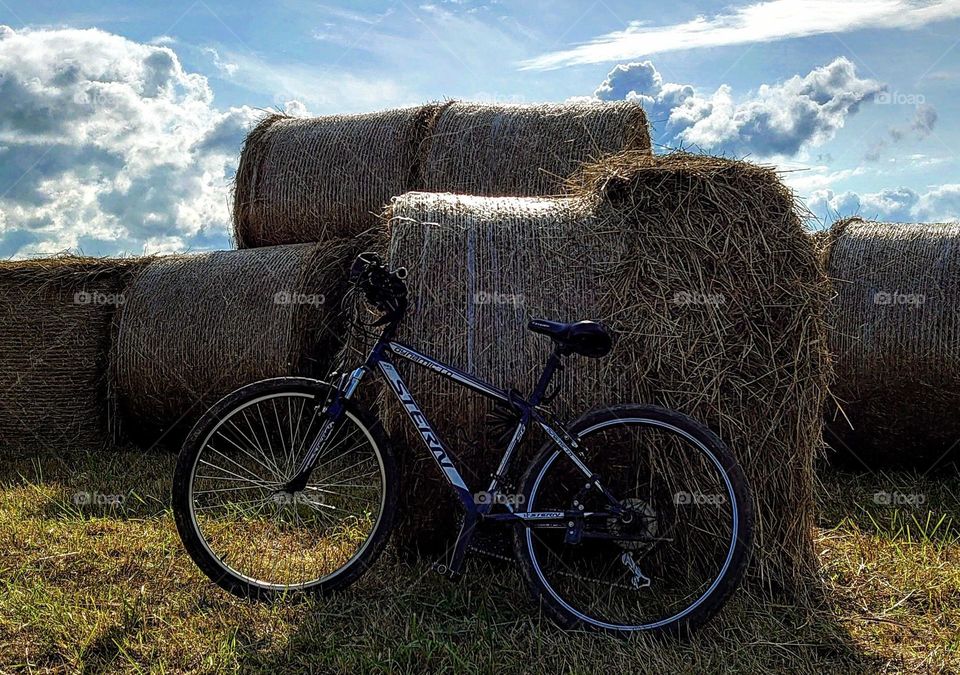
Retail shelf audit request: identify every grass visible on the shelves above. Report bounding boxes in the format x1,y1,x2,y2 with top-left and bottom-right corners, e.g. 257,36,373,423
0,448,957,673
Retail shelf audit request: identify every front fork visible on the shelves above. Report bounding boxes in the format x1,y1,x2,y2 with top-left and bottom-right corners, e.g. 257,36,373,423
284,366,367,493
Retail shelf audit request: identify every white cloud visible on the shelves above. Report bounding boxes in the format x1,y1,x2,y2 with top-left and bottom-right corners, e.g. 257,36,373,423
202,47,239,76
218,49,411,114
808,184,960,222
0,26,276,259
780,165,868,194
594,58,883,157
522,0,960,70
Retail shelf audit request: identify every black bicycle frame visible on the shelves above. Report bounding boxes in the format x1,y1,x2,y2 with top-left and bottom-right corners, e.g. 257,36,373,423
286,326,624,572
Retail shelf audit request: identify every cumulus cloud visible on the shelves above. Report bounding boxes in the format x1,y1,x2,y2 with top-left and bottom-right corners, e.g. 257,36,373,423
0,26,275,259
594,57,882,157
808,184,960,223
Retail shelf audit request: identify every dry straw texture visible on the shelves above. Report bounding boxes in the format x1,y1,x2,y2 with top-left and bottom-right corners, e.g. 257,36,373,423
233,101,651,248
822,217,960,468
369,153,829,599
0,256,146,454
420,101,650,196
233,106,442,248
113,242,353,443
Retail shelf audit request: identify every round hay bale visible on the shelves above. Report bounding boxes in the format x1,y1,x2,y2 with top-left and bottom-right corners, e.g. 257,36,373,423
113,242,353,444
822,218,960,468
232,105,442,248
367,153,829,600
0,256,146,454
420,100,651,196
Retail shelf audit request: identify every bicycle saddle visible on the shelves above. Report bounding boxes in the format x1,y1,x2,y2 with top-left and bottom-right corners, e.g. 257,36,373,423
527,319,613,358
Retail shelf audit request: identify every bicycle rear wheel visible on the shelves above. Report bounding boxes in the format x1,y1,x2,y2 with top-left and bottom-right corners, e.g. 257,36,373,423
172,377,397,600
513,404,753,637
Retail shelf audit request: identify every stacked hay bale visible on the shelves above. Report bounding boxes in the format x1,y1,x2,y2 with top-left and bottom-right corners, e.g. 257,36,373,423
0,257,146,453
419,101,651,196
232,106,443,248
232,101,650,248
822,217,960,468
113,242,354,443
367,153,829,599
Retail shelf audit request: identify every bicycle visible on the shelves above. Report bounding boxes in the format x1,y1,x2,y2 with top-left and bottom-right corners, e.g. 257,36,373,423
172,252,754,637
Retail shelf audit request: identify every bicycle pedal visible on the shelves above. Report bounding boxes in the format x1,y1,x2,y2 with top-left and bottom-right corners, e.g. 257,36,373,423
564,518,584,545
430,561,463,582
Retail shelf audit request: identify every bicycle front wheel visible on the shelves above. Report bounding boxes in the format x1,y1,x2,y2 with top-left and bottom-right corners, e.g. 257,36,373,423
172,377,397,601
514,404,753,637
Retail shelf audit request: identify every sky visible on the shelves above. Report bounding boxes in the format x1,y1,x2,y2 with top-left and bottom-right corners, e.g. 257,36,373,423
0,0,958,258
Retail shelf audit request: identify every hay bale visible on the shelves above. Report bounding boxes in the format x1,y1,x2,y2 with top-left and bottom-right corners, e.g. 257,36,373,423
232,105,442,248
822,218,960,467
233,101,651,249
370,153,829,599
0,256,145,454
113,242,353,443
420,101,651,196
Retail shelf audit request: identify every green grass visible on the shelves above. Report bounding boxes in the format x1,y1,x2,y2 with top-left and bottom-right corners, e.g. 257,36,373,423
0,448,957,673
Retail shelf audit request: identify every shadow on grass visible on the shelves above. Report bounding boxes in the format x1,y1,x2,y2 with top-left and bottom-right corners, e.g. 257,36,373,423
238,555,877,674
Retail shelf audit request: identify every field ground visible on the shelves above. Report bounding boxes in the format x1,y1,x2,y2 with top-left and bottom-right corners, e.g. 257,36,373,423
0,448,958,673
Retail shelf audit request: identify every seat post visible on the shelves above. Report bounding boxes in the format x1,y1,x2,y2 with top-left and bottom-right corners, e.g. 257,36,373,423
529,346,565,406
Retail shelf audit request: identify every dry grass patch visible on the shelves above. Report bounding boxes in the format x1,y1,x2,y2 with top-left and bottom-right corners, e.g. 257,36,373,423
2,446,958,672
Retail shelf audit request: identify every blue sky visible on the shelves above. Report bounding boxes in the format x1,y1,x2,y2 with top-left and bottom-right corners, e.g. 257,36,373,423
1,0,958,257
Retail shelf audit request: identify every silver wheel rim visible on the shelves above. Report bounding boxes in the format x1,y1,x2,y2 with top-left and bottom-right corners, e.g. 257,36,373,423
187,391,387,591
524,417,740,631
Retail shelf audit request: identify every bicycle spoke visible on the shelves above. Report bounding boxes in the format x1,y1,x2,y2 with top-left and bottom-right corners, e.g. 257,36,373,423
522,415,742,631
194,484,270,495
187,391,387,590
195,459,266,485
201,448,274,486
219,418,284,480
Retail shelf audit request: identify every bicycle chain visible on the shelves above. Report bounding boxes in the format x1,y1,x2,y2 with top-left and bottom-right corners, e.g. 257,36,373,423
467,544,515,564
467,545,641,592
465,493,649,592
